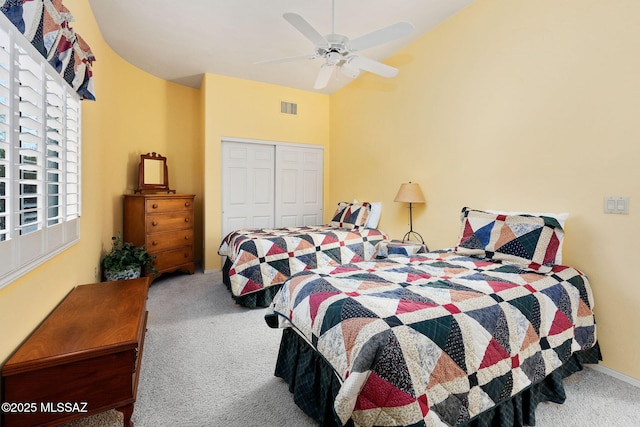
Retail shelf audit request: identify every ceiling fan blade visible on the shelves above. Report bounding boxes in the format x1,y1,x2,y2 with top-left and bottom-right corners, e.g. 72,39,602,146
314,64,335,89
349,22,413,52
254,53,317,65
283,13,330,49
349,56,399,78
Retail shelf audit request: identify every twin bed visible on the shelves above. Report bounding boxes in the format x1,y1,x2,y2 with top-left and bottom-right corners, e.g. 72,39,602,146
219,201,387,307
261,207,600,427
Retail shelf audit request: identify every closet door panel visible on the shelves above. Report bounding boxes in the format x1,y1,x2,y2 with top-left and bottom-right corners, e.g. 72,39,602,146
275,145,323,227
301,149,323,225
221,142,275,238
279,167,298,227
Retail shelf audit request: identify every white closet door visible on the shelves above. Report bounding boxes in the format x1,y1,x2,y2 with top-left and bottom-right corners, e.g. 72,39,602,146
221,142,275,239
275,145,323,227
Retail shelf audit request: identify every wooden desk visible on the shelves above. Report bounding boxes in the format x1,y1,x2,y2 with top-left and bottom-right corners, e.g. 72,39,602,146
1,278,149,427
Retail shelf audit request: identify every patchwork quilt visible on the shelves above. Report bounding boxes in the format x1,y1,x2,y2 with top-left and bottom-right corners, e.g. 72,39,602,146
266,250,597,427
219,225,388,297
1,0,97,100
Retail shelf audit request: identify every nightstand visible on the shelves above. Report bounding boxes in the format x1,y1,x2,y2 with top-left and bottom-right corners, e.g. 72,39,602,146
377,239,429,258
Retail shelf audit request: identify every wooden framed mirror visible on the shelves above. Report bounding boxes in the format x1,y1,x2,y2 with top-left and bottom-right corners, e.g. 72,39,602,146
135,152,175,194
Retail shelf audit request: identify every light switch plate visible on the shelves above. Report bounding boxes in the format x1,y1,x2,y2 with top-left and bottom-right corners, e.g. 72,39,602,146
604,196,629,214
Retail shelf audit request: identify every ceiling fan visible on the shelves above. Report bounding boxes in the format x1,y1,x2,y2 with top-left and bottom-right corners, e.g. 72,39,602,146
259,1,414,90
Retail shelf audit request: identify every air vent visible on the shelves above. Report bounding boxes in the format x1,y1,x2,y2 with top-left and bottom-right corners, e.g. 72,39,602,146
281,101,297,115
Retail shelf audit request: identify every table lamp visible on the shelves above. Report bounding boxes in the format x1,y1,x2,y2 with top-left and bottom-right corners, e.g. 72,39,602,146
394,182,425,243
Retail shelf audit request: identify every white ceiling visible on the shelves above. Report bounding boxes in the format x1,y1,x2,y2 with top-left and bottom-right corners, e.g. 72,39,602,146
88,0,475,94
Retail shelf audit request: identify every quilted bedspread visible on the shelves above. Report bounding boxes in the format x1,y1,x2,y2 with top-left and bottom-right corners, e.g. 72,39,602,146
219,225,388,297
266,250,597,427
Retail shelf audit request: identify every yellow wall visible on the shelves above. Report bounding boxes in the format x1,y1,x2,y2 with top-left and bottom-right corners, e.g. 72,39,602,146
0,0,202,366
2,0,638,391
201,74,330,271
331,0,640,379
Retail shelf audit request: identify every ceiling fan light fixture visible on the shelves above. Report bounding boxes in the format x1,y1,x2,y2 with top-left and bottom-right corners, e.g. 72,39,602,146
326,51,342,66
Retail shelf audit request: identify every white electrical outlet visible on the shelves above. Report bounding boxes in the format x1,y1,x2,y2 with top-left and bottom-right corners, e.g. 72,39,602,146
604,196,629,214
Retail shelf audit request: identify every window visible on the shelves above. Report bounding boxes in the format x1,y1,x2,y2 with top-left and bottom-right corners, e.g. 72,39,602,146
0,18,81,289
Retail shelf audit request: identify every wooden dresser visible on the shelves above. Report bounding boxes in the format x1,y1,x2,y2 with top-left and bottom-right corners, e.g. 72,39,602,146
123,193,195,280
1,278,149,427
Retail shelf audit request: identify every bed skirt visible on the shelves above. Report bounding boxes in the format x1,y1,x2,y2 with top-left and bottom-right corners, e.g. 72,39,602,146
222,257,281,308
273,328,602,427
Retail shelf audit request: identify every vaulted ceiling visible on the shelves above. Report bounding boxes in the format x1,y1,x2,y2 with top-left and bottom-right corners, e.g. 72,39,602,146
89,0,475,94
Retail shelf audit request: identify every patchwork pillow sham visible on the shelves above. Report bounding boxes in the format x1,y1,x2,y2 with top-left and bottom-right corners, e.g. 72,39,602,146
486,209,568,264
352,199,382,228
454,207,564,272
330,201,371,230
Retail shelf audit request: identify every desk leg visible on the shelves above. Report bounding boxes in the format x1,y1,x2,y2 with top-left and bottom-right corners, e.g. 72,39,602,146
117,404,134,427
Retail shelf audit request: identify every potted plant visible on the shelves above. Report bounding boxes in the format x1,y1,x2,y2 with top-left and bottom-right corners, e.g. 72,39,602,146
102,234,157,281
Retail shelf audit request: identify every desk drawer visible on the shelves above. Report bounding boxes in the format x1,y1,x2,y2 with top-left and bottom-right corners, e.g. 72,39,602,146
146,212,193,233
145,198,193,214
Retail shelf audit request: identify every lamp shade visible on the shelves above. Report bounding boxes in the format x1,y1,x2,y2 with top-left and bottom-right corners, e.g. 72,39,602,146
394,182,425,204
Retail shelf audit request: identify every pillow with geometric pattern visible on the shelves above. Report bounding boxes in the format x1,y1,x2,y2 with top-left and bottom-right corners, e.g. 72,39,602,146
330,201,371,230
454,207,564,273
485,209,568,264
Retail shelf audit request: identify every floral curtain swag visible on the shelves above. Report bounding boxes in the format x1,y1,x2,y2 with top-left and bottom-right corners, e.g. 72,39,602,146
1,0,96,100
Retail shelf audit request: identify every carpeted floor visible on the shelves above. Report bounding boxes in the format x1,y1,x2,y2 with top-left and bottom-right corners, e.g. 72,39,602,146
60,269,640,427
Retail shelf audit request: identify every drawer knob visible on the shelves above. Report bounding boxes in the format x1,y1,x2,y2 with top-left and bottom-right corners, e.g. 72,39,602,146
152,203,158,209
152,241,158,246
184,253,189,258
184,218,190,223
152,221,158,226
184,235,190,240
184,202,191,207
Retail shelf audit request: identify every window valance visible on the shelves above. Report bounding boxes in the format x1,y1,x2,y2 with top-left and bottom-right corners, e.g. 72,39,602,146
1,0,96,100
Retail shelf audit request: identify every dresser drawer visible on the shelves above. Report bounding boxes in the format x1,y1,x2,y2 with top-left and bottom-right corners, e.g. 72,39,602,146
145,197,193,214
146,229,194,253
146,212,194,233
153,246,194,271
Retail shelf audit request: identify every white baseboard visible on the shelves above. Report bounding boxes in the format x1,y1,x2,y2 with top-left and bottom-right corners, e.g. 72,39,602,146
587,364,640,388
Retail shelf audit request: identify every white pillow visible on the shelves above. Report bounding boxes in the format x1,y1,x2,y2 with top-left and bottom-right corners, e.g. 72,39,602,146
365,202,382,229
485,209,568,264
